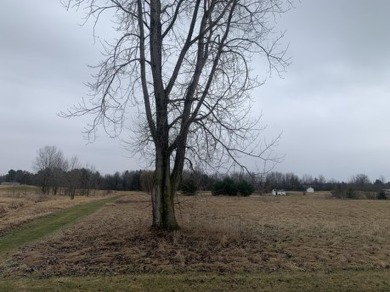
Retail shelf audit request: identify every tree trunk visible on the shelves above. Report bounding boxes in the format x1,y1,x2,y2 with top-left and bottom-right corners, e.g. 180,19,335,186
151,148,180,231
151,184,179,231
148,1,179,231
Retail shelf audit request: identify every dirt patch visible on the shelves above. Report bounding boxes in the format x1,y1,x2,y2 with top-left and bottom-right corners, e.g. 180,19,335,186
3,192,390,277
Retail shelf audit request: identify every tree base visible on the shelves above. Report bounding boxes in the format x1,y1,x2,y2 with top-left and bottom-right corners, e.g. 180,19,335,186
150,222,181,233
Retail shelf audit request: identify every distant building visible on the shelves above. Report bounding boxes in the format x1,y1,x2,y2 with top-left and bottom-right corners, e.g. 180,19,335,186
306,187,314,193
272,189,286,196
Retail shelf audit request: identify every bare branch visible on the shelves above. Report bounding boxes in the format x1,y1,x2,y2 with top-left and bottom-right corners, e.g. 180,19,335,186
63,0,292,229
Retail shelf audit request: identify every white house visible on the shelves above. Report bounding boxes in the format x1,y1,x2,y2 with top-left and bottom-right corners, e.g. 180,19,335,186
272,189,286,196
306,187,314,193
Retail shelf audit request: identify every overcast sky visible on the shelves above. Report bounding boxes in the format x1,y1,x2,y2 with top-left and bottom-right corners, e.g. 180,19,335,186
1,0,389,182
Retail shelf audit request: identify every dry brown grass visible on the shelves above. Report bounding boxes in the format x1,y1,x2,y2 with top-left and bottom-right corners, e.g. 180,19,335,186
3,191,390,277
0,186,113,236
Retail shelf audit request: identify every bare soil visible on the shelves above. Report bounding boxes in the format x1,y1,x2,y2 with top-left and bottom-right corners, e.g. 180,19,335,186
2,191,390,277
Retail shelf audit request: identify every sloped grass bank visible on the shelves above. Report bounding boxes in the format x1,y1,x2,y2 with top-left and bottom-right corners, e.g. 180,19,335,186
0,270,389,292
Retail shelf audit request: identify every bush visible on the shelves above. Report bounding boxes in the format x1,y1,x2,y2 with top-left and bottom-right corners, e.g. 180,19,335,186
236,180,255,196
346,188,355,199
212,178,237,196
180,178,198,196
212,178,254,197
377,191,387,200
332,185,385,200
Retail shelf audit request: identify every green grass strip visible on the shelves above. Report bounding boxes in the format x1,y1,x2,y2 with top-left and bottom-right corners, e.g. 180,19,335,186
0,196,119,258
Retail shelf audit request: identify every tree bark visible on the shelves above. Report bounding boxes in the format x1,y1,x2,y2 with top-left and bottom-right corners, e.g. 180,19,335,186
152,148,179,231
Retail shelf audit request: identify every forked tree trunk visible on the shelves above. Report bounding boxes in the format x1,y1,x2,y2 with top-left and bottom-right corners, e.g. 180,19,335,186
151,148,180,231
151,184,179,231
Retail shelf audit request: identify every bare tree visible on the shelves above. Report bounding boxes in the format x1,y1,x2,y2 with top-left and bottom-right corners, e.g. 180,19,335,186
140,170,155,195
33,145,68,194
62,0,290,230
64,155,82,199
350,174,371,187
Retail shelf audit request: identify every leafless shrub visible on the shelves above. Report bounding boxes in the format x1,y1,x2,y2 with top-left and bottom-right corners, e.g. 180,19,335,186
32,194,51,203
8,201,24,210
0,205,6,217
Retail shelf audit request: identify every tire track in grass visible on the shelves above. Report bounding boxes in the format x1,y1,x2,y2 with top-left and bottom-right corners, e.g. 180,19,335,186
0,196,121,260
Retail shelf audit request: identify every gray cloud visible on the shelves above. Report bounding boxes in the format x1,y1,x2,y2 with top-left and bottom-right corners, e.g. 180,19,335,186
1,0,390,181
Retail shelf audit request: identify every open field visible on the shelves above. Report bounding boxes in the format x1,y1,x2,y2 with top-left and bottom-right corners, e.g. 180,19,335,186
0,189,390,290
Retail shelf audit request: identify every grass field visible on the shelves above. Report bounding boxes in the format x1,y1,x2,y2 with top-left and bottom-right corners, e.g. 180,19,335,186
0,185,111,236
0,188,389,291
0,197,119,261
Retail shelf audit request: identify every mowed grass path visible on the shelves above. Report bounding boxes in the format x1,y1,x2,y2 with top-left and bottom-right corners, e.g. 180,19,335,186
0,196,119,260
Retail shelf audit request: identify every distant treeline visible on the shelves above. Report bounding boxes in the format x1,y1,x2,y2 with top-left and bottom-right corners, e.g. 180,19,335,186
0,146,388,198
1,168,389,199
0,168,147,197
